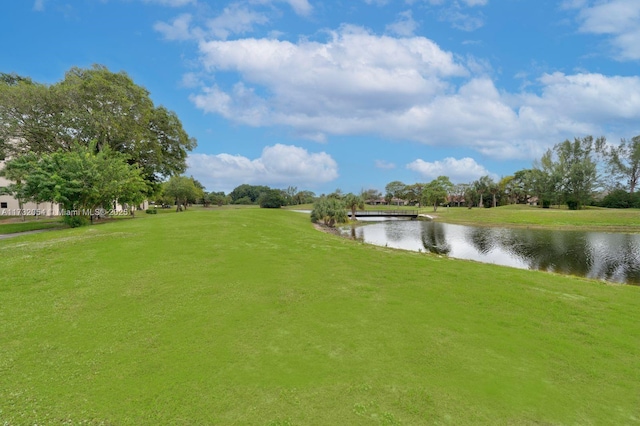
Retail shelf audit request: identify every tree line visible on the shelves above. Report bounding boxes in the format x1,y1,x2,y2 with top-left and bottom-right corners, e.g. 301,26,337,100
382,135,640,211
309,134,640,228
155,180,318,211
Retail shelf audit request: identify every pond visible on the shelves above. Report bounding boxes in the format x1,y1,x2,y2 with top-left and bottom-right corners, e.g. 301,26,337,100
339,219,640,285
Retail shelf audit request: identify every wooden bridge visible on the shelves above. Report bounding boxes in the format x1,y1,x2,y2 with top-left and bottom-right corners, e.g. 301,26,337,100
350,210,419,218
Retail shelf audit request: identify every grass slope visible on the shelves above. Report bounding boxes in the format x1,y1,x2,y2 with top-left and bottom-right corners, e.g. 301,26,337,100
0,218,66,234
1,208,639,424
426,204,640,232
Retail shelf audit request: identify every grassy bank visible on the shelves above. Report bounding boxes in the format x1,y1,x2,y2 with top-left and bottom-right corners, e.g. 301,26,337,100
423,204,640,232
1,208,639,424
0,218,67,234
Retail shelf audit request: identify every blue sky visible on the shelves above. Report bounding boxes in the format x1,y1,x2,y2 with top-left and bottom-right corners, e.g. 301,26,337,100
2,0,640,195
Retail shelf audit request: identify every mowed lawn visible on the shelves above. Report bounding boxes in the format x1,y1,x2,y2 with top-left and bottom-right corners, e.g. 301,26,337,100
1,208,639,424
427,203,640,231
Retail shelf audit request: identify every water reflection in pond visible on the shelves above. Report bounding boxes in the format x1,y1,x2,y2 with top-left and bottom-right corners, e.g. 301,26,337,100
340,220,640,285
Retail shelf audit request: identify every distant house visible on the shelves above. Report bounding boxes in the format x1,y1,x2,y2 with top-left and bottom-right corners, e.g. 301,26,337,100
367,197,407,206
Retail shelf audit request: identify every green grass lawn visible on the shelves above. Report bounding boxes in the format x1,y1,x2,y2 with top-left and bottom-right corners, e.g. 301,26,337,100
1,208,639,424
0,218,66,234
423,203,640,232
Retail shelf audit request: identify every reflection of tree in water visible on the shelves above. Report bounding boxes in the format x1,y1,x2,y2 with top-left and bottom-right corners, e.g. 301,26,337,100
420,222,451,255
384,220,415,243
480,228,640,283
587,233,640,284
466,226,495,254
490,228,590,276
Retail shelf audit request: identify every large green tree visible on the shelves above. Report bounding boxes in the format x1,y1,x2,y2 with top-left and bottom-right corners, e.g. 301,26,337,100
0,65,196,188
607,135,640,194
163,176,203,211
473,176,494,208
539,136,603,209
385,181,406,204
0,152,38,221
258,189,286,208
2,145,148,225
229,184,271,204
422,176,453,211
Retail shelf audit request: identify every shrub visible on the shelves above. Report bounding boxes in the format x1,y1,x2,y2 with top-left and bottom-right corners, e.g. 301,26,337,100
233,196,253,205
63,215,90,228
146,209,158,214
600,189,632,208
259,190,285,208
566,199,579,210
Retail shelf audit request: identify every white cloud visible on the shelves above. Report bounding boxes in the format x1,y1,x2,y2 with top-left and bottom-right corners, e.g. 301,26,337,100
375,160,396,170
386,10,419,37
153,0,310,43
194,25,467,130
143,0,196,6
407,157,495,182
283,0,312,16
461,0,487,6
442,9,484,31
179,72,202,88
522,72,640,127
251,0,313,16
33,0,46,11
186,144,338,192
185,24,640,161
207,4,269,39
573,0,640,60
154,13,195,40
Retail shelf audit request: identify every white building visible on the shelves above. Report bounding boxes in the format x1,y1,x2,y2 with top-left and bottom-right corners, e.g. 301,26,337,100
0,157,63,217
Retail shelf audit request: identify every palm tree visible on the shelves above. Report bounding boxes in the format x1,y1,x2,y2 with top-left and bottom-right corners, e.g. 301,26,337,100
343,193,365,220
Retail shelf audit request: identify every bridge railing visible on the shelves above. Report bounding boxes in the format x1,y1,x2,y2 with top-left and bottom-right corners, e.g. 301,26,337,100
350,210,419,216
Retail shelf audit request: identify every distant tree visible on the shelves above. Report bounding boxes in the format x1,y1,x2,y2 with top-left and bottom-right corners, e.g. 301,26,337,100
607,135,640,194
328,188,344,199
229,184,271,204
385,180,406,204
464,185,478,208
205,191,228,207
259,189,286,208
293,190,316,205
498,176,515,205
164,176,200,211
421,176,453,211
405,183,425,206
284,186,298,205
488,180,500,208
450,183,468,207
473,176,494,208
599,189,634,208
361,188,382,203
343,193,365,220
511,170,534,204
189,177,206,204
538,136,603,209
